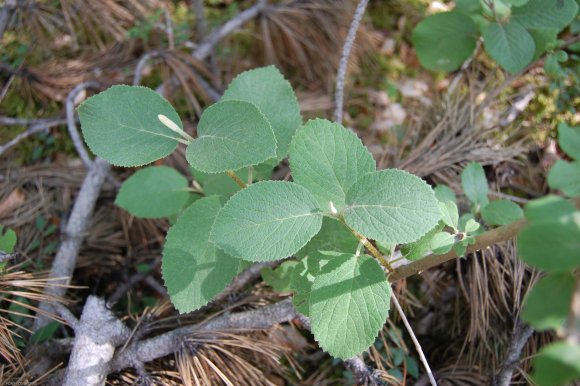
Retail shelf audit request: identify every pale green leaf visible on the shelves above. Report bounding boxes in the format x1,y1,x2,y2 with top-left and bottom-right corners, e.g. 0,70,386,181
261,261,299,292
430,232,456,254
524,195,576,221
464,218,481,233
412,12,479,72
0,226,16,253
211,181,323,262
401,223,444,261
511,0,579,30
310,253,391,359
439,201,459,229
453,239,469,256
186,100,276,173
290,251,335,315
532,341,580,386
296,217,359,259
434,185,457,203
162,196,242,313
461,162,489,207
558,123,580,160
222,66,301,160
78,85,182,167
343,170,441,244
115,166,189,218
522,272,575,331
518,213,580,272
548,159,580,196
481,199,524,225
483,22,535,74
289,119,376,210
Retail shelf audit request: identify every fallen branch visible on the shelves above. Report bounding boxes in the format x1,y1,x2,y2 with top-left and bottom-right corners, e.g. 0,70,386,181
492,320,534,386
63,296,131,386
33,157,110,331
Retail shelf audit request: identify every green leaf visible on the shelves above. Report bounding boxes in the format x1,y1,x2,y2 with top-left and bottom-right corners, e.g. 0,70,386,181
483,21,535,74
211,181,323,262
343,170,441,244
222,66,302,160
558,123,580,160
511,0,579,31
544,54,565,77
261,261,299,292
0,225,17,253
162,196,242,313
296,217,359,259
78,85,182,167
439,201,459,229
430,232,456,254
290,251,335,315
548,159,580,196
310,253,391,359
481,199,524,225
412,12,479,72
453,239,469,256
518,213,580,272
455,0,482,14
503,0,529,5
532,341,580,386
186,100,277,173
289,119,376,211
401,223,444,261
522,272,575,331
461,162,489,207
463,218,481,233
434,185,457,203
524,195,576,221
115,166,189,218
529,28,559,59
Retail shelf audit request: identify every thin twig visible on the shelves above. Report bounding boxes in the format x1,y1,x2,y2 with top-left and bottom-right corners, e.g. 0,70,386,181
133,50,162,86
391,291,437,386
226,170,247,188
193,0,268,61
66,82,100,169
0,118,68,156
193,0,208,38
0,0,17,40
333,0,369,124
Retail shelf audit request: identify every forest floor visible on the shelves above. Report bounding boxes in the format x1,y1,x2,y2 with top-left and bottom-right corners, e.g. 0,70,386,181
0,1,578,385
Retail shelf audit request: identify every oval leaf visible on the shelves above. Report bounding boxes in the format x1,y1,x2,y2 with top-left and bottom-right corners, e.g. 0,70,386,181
547,159,580,196
343,170,441,244
186,100,276,173
115,166,189,218
483,21,535,74
78,85,182,167
481,199,524,226
289,119,376,211
211,181,323,262
412,11,478,72
522,272,575,331
310,253,391,359
461,162,489,207
511,0,579,31
518,213,580,272
558,123,580,161
162,196,242,313
532,341,580,386
222,66,301,160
